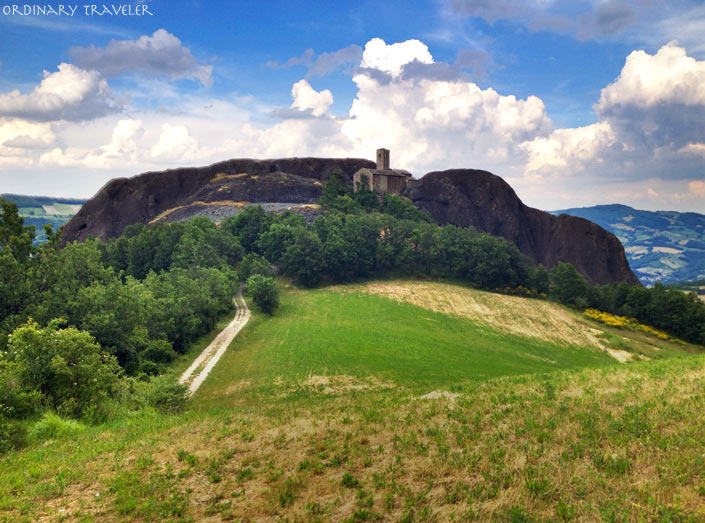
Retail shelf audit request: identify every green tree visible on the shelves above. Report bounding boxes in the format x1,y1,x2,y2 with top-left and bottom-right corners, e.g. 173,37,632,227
257,223,300,262
380,194,431,222
246,274,279,315
282,228,325,287
0,198,35,261
549,262,591,308
223,206,272,252
352,175,378,210
4,319,124,419
0,200,36,343
319,169,352,209
238,252,274,282
527,264,550,294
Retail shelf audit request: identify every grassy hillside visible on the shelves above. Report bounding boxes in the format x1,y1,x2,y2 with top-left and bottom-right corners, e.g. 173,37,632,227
195,280,696,411
1,280,703,521
551,204,705,285
0,193,86,244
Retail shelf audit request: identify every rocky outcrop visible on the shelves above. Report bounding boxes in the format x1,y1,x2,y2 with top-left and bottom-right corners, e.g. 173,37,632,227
61,157,373,243
409,169,640,286
62,159,640,286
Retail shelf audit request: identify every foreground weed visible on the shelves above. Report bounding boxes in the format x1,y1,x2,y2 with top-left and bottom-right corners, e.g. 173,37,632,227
109,467,188,519
342,472,360,488
176,449,198,467
277,476,301,508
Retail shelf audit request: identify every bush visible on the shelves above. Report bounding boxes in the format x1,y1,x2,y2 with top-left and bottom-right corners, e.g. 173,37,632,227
0,361,41,419
0,412,26,454
4,319,124,419
247,275,279,315
550,262,591,308
28,411,85,442
137,375,188,414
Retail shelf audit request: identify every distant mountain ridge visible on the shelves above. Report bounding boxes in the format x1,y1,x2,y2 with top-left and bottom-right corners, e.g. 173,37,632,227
0,193,86,244
551,204,705,285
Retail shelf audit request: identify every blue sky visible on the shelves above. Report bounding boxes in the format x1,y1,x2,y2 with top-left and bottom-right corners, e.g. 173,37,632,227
0,0,704,211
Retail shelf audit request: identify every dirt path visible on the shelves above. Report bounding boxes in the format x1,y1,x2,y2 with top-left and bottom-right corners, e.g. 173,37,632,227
178,283,251,395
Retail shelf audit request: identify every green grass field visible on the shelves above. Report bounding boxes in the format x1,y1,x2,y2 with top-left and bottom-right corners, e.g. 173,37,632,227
194,284,620,411
1,280,704,521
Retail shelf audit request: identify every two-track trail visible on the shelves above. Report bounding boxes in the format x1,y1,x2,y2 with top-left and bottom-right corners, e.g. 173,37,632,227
178,283,250,395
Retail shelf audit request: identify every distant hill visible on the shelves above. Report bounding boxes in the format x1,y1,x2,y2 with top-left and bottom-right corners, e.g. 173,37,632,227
0,193,86,244
551,204,705,285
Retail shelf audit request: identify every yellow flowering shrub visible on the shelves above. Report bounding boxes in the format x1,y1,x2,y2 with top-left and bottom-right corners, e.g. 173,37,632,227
584,309,671,340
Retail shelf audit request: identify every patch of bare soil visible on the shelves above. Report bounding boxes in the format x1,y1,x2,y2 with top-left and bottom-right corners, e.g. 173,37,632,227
418,391,460,402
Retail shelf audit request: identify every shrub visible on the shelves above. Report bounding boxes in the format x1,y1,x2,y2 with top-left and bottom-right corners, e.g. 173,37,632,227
4,319,124,419
137,375,188,414
0,410,27,453
0,361,41,419
246,275,279,315
28,411,85,442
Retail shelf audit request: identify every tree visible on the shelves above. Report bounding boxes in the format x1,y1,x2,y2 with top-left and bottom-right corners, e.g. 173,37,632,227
257,223,300,262
0,198,35,261
246,275,279,315
4,319,124,419
527,264,550,294
223,206,272,252
282,228,325,287
549,262,591,307
380,194,431,222
238,252,274,282
319,169,352,208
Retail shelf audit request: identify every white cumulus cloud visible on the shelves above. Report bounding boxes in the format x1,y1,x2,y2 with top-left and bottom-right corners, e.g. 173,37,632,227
0,119,56,167
0,63,116,122
290,80,334,117
518,42,705,211
522,43,705,179
360,38,433,77
40,118,143,168
149,123,203,162
341,38,550,174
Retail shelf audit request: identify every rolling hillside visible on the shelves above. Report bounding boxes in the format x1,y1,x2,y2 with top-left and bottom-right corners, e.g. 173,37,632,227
0,194,85,244
552,204,705,285
2,280,703,521
195,280,694,412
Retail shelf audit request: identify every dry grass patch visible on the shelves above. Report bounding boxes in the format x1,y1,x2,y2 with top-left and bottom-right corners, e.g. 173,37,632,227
210,172,249,182
341,280,641,361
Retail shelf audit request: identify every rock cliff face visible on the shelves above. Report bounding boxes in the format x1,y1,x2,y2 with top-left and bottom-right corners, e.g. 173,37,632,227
62,159,640,286
409,169,640,286
62,157,373,243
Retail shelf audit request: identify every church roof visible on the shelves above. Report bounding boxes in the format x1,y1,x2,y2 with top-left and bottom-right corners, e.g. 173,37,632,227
355,167,412,178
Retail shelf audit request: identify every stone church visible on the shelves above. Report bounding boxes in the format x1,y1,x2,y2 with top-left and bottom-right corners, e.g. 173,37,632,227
353,149,412,196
